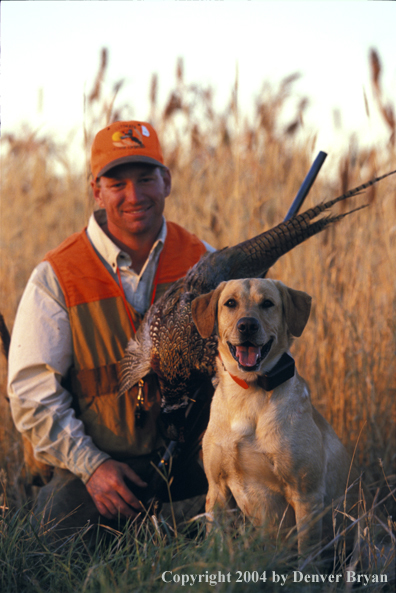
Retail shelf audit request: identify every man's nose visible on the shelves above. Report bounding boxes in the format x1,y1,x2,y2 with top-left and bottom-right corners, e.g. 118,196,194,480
124,180,140,200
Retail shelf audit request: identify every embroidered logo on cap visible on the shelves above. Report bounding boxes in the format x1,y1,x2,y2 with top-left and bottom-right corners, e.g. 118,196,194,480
112,126,144,148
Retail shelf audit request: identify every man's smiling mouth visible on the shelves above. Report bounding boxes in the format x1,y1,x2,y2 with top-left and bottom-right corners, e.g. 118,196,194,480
123,205,151,214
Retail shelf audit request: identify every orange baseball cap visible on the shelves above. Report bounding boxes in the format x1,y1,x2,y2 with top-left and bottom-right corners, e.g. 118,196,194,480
91,120,165,180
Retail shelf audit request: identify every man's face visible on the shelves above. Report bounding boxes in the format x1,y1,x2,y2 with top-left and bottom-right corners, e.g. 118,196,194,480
92,163,171,241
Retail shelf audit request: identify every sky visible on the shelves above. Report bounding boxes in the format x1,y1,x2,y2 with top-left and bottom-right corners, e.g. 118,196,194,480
2,1,396,172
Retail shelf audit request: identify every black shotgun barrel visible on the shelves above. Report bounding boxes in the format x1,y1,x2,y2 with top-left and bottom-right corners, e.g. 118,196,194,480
284,150,327,222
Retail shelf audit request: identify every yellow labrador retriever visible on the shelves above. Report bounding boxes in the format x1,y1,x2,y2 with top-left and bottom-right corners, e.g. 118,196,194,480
191,278,365,556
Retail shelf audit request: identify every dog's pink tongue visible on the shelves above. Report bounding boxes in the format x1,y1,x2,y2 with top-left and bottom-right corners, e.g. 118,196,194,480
235,345,260,367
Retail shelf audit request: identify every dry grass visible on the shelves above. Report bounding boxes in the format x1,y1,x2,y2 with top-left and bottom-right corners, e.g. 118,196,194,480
1,48,395,536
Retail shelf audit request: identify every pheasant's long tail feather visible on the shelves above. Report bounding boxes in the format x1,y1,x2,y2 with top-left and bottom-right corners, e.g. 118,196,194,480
238,168,396,265
232,204,369,276
189,169,395,291
316,169,396,210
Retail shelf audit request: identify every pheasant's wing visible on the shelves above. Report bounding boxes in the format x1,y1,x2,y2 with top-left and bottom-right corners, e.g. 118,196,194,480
119,317,152,395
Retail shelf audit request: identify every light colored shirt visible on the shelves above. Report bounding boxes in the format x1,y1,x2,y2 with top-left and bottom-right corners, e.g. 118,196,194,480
7,211,213,483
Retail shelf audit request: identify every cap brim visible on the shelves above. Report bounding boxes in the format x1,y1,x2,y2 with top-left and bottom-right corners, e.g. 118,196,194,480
97,155,166,179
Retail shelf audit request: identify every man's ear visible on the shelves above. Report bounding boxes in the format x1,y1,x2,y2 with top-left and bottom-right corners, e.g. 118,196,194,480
274,281,312,337
161,167,171,198
191,282,226,338
91,178,104,208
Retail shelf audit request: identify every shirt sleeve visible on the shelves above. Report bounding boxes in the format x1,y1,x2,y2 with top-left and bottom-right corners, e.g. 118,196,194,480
7,261,110,483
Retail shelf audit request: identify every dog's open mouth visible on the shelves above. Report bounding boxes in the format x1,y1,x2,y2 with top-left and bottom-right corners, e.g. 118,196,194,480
227,338,273,371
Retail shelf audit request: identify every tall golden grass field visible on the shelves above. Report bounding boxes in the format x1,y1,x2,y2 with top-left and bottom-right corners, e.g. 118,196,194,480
0,51,395,520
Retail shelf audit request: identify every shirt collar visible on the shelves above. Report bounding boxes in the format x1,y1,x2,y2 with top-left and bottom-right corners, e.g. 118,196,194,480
86,209,167,274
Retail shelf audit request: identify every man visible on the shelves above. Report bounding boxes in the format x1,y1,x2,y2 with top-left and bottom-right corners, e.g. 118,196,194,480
8,121,213,533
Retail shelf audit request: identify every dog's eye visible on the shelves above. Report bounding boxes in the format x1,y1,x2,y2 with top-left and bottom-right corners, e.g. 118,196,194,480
224,299,237,308
260,299,274,309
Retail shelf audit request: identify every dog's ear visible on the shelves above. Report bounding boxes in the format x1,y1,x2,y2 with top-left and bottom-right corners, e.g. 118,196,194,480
191,282,225,338
274,281,312,337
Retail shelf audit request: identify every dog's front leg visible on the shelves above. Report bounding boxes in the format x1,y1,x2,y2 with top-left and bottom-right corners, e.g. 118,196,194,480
293,493,324,562
205,481,236,533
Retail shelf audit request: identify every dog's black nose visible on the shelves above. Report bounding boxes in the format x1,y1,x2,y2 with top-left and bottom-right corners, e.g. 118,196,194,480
237,317,259,336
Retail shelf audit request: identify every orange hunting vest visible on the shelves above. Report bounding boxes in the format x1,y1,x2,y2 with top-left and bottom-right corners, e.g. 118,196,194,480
44,221,207,461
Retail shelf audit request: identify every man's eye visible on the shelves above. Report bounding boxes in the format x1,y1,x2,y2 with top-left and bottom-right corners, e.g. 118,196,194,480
224,299,237,308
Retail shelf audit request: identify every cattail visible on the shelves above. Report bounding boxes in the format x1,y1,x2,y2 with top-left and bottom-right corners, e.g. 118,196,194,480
191,124,201,151
339,155,350,197
163,92,182,121
176,57,184,85
221,120,231,147
203,89,214,121
369,48,395,146
230,63,239,120
369,48,381,93
284,120,299,136
88,47,108,104
363,88,370,119
150,73,158,109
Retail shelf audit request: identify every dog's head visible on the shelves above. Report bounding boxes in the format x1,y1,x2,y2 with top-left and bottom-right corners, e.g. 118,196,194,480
191,278,312,375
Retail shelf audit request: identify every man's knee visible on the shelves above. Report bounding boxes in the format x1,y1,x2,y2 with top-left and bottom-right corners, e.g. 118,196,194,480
33,468,99,535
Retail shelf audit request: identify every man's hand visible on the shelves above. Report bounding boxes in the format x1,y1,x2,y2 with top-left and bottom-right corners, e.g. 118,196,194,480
86,459,147,519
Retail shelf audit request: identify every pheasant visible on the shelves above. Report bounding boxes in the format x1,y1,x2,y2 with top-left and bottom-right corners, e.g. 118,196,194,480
120,170,395,437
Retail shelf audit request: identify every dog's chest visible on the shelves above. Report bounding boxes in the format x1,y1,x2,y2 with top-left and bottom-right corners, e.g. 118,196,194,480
228,391,278,435
230,416,256,439
227,405,281,462
227,414,287,491
213,382,280,441
218,387,293,458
